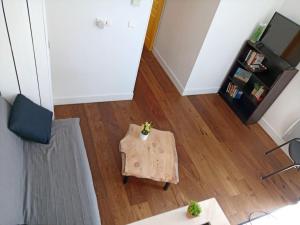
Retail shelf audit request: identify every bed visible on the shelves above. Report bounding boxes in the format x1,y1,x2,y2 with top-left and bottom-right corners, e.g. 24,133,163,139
0,97,101,225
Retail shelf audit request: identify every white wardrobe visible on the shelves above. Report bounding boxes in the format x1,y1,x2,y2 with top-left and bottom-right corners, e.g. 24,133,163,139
0,0,53,111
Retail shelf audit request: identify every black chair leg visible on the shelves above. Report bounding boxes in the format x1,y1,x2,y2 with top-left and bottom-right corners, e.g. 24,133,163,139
261,164,295,180
163,182,170,191
265,146,282,155
265,140,292,155
123,176,129,184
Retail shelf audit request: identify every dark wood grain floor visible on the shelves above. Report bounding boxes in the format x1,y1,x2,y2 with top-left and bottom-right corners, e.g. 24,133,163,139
54,49,300,225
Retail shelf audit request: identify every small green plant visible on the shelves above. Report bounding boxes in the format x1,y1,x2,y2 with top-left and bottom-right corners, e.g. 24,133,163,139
141,122,152,135
187,201,202,217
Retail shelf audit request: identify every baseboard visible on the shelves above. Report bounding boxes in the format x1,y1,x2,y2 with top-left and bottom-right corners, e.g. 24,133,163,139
182,87,219,96
259,117,289,155
152,48,221,96
54,92,133,105
152,47,185,95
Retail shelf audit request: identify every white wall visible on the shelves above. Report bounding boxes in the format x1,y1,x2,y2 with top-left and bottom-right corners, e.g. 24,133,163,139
184,0,285,95
153,0,220,94
259,0,300,145
46,0,153,105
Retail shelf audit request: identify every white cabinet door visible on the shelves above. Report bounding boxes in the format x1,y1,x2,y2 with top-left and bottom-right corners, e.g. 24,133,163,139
2,0,41,105
0,1,20,104
27,0,53,111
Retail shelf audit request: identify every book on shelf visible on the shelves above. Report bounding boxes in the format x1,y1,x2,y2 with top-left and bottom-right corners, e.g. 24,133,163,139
233,67,252,83
245,50,256,65
244,50,267,72
226,82,243,99
251,83,266,101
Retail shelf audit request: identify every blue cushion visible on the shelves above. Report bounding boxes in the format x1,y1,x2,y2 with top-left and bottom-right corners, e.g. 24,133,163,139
8,94,53,144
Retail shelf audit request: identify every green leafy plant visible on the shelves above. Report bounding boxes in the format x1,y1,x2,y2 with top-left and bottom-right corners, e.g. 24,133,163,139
141,122,152,135
187,201,202,217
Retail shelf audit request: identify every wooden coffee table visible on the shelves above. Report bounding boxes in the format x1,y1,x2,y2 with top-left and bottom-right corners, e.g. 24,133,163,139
120,124,179,190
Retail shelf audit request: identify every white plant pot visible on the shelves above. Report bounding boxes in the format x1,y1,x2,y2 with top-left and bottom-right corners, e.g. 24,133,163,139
139,133,149,141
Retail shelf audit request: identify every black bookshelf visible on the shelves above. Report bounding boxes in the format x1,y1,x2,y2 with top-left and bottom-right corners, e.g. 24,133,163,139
219,40,298,124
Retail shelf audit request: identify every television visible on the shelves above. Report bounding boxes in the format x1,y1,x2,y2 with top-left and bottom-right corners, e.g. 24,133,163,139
260,12,300,67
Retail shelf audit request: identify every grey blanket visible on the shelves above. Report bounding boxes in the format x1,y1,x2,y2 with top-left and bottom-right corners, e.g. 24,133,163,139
22,118,101,225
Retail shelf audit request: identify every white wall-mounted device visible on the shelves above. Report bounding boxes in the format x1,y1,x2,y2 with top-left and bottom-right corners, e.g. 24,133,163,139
128,21,136,29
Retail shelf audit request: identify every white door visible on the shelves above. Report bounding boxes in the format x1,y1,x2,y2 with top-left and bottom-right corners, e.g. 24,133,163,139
0,1,20,104
2,0,41,105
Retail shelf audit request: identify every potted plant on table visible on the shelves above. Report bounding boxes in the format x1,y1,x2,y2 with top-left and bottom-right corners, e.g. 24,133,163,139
140,121,152,141
187,201,202,218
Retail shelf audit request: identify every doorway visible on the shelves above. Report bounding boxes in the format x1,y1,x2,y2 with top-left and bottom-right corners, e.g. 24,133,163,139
144,0,164,51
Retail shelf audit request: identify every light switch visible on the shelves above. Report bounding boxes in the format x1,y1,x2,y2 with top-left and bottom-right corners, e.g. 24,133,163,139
131,0,141,7
96,18,105,29
95,18,111,29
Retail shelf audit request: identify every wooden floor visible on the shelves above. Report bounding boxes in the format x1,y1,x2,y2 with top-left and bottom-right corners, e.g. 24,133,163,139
55,49,300,225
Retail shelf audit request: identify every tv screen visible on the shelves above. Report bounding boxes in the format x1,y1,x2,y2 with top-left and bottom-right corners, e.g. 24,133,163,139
260,12,300,67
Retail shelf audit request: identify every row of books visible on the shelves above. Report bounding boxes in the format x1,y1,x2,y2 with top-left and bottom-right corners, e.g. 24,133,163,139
233,68,252,83
244,50,267,72
226,80,267,102
226,82,243,99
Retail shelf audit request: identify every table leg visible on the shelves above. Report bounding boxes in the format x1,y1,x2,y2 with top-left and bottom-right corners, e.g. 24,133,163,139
163,182,170,191
123,176,129,184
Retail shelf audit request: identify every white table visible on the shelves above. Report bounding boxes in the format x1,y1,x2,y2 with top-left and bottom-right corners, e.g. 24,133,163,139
241,201,300,225
128,198,231,225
